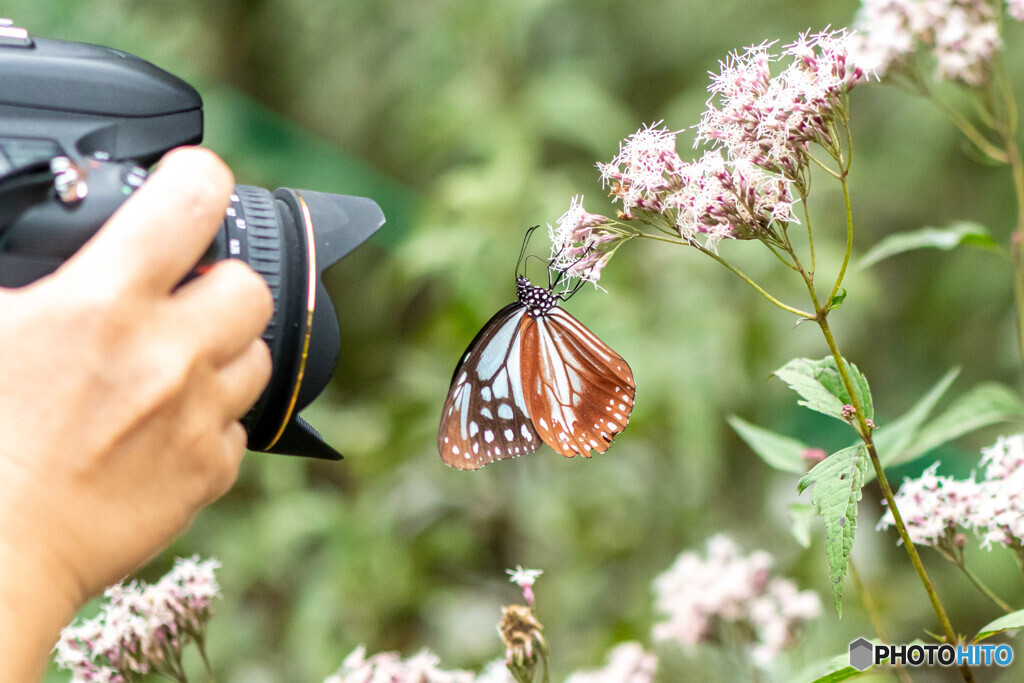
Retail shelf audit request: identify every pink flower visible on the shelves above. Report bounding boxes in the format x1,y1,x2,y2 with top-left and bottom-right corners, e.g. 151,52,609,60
564,642,658,683
698,30,862,179
652,535,820,666
850,0,1002,87
324,645,474,683
548,196,622,284
1010,0,1024,21
55,557,221,681
877,462,981,546
506,565,543,606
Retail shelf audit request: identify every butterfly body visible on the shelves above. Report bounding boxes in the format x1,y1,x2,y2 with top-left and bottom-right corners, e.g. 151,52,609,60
439,276,635,470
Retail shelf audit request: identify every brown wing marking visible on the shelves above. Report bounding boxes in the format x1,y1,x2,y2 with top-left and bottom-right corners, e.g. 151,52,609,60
520,307,635,458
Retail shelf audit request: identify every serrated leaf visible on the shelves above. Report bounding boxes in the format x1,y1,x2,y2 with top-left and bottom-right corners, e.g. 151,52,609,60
728,415,809,474
827,288,847,312
859,222,1002,269
790,502,815,548
774,357,874,422
900,383,1024,463
975,609,1024,642
798,446,868,615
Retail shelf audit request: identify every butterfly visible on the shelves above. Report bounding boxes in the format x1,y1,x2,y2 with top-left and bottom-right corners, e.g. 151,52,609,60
438,228,635,470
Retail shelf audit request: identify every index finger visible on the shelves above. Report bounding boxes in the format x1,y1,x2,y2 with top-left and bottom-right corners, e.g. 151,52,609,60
64,147,234,293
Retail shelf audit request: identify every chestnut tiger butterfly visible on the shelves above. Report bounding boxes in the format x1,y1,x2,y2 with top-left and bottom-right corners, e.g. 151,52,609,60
438,227,635,470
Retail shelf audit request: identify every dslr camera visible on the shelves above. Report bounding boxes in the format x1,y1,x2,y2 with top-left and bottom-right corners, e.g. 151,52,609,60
0,21,385,460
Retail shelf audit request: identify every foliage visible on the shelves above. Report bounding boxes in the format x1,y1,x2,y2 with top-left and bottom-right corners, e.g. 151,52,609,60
7,0,1024,681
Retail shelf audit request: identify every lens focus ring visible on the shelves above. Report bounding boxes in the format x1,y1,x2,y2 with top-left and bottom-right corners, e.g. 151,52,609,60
233,184,282,344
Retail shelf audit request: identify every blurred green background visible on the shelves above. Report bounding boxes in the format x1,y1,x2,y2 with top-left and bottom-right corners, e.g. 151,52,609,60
12,0,1024,680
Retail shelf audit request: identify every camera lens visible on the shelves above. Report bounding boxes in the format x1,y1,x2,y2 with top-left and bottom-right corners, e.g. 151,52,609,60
210,185,385,460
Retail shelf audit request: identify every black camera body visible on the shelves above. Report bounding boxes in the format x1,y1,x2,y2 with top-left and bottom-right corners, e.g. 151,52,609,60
0,23,385,460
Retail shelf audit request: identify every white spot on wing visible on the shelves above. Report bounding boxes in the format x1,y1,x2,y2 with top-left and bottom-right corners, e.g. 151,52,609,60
476,313,524,379
492,371,509,399
498,403,514,420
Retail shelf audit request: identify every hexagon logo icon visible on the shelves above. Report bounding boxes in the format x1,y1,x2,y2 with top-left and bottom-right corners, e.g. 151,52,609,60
849,638,874,671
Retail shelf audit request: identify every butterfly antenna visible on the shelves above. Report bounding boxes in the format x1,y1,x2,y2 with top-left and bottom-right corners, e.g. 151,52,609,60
549,236,600,297
515,226,539,279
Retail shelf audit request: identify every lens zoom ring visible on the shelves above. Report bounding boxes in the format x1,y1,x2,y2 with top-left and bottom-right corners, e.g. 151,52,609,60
235,185,282,343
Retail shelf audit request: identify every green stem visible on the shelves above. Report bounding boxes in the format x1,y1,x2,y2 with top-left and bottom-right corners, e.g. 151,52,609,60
637,232,815,318
990,65,1024,375
849,561,913,683
956,560,1013,614
806,152,843,179
196,636,217,682
788,190,970,676
825,174,855,308
694,243,814,319
814,314,974,683
931,94,1009,163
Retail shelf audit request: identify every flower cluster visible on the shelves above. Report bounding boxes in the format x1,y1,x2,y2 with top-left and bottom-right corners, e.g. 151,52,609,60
876,462,979,547
698,31,864,179
55,556,221,682
651,535,821,666
849,0,1004,87
323,645,475,683
552,29,861,281
563,642,657,683
878,434,1024,551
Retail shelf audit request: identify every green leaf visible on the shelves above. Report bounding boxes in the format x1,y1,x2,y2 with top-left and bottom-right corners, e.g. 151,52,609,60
975,609,1024,642
806,666,867,683
871,368,960,475
789,502,815,548
728,415,809,474
900,383,1024,463
826,288,847,312
794,649,876,682
859,221,1002,269
798,446,868,615
774,357,874,422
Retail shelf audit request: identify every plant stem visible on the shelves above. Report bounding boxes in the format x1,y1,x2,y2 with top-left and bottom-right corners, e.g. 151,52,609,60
813,313,974,683
825,174,854,308
848,561,913,683
848,560,888,642
693,242,815,319
955,560,1014,614
788,198,972,676
931,93,1010,163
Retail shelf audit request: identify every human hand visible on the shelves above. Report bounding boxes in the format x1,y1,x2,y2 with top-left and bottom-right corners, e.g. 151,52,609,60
0,147,272,679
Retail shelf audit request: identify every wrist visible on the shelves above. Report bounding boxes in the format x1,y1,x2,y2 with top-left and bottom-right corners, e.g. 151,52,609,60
0,464,85,681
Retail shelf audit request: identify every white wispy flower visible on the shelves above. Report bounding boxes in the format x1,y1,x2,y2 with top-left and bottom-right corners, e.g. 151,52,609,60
55,557,222,681
850,0,1002,86
652,535,821,667
564,642,658,683
324,645,475,683
877,462,981,546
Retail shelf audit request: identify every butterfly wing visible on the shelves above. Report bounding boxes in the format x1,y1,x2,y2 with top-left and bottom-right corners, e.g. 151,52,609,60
438,303,543,469
520,306,635,457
